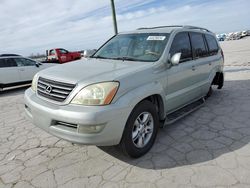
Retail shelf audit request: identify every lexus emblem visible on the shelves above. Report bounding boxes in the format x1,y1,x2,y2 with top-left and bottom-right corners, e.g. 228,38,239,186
45,84,52,94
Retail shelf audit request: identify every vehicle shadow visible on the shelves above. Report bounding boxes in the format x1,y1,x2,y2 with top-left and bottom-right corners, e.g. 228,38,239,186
99,79,250,169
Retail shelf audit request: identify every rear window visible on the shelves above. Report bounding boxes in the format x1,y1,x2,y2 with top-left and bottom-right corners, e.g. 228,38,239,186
49,50,55,55
205,34,219,56
190,32,208,58
0,58,17,68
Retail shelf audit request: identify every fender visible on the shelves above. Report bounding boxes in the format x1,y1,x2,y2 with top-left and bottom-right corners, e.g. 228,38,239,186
208,65,219,85
114,81,167,119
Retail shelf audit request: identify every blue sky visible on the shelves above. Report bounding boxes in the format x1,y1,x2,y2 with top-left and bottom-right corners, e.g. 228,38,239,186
0,0,249,56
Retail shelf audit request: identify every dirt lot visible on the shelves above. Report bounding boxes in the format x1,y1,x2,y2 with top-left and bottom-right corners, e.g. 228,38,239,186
0,37,250,188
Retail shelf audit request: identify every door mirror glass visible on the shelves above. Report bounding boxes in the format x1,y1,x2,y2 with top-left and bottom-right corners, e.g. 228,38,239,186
170,52,181,65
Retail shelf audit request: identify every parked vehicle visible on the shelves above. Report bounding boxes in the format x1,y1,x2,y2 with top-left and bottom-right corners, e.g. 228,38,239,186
247,30,250,36
241,31,247,38
232,32,241,40
45,48,81,64
216,34,226,41
24,25,224,158
226,32,234,40
0,55,56,91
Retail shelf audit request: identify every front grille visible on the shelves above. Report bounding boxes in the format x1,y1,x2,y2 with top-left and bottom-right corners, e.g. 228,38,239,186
37,77,75,102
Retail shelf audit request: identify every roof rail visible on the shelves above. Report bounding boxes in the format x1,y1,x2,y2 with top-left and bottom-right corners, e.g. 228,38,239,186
137,25,211,33
137,25,184,30
183,25,211,33
0,54,21,57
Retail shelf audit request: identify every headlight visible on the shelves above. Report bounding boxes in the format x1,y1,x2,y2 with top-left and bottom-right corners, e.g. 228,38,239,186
71,82,119,106
31,74,39,92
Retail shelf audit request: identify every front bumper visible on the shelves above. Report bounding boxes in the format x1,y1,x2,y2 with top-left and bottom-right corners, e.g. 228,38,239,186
24,88,132,146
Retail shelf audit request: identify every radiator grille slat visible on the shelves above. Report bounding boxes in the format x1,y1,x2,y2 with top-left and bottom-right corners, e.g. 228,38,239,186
37,77,75,102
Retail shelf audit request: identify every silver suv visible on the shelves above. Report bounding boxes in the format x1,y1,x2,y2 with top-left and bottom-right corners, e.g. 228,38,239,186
24,25,224,158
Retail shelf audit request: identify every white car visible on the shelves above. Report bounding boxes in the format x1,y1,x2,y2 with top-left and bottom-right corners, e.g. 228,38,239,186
241,31,247,38
226,32,234,40
247,30,250,36
233,32,241,40
0,54,56,91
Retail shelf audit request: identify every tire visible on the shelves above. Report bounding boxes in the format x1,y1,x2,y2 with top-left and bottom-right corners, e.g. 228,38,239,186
119,100,159,158
205,85,213,99
217,73,224,89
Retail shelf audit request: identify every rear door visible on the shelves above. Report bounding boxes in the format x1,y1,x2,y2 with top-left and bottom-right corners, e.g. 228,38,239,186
0,58,20,84
202,34,221,93
189,32,209,84
166,32,201,112
14,58,39,82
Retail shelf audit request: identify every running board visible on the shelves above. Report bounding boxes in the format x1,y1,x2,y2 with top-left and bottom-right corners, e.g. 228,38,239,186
164,98,205,126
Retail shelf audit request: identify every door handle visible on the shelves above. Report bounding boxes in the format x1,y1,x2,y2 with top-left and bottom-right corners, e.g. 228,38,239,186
209,62,212,66
192,65,196,71
19,69,25,71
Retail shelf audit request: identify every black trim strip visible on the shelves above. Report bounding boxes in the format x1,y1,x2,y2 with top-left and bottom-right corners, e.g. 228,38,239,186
1,81,31,88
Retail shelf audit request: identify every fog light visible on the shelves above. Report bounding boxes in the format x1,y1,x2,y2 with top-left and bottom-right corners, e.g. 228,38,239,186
77,124,105,134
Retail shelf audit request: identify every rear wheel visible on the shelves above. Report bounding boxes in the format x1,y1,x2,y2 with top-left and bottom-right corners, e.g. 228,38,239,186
119,100,159,158
205,85,213,99
217,73,224,89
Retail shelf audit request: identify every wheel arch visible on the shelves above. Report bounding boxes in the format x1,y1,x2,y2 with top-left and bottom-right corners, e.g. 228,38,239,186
114,82,167,121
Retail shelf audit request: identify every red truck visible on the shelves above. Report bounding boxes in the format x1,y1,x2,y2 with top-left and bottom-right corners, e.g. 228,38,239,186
46,48,81,64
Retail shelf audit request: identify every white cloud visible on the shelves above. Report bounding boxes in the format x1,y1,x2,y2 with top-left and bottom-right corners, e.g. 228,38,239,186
0,0,249,56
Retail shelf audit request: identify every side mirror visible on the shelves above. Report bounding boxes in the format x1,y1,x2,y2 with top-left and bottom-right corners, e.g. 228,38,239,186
35,62,40,67
84,49,97,57
170,53,181,65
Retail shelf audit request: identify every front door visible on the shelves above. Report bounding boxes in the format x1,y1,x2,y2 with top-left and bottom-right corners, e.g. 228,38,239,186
0,58,20,84
14,58,39,82
165,32,201,113
58,49,69,63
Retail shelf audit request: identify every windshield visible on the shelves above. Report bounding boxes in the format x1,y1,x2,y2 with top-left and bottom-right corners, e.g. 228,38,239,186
93,33,170,62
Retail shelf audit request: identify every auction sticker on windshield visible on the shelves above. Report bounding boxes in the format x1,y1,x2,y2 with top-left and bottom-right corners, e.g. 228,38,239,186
147,36,166,40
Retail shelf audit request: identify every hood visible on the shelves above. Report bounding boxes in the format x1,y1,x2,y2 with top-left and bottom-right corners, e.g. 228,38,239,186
37,58,151,84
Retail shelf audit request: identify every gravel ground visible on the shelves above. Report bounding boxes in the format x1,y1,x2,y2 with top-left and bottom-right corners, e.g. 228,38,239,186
0,37,250,188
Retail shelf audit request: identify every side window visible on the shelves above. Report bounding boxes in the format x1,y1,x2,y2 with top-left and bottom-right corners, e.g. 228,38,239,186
0,58,17,68
0,59,5,68
190,32,208,58
169,32,192,62
14,58,36,66
205,34,219,56
23,59,36,66
59,49,68,54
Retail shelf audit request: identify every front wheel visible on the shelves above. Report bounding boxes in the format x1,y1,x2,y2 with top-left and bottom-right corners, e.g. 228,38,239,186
119,100,159,158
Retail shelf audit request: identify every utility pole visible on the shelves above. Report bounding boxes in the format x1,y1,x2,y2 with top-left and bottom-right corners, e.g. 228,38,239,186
110,0,118,34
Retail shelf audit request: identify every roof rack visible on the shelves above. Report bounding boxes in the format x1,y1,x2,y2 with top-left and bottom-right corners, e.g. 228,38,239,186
137,25,211,33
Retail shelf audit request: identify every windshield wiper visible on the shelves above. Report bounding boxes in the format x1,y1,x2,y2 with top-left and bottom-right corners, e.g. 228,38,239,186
111,56,139,61
94,55,145,62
